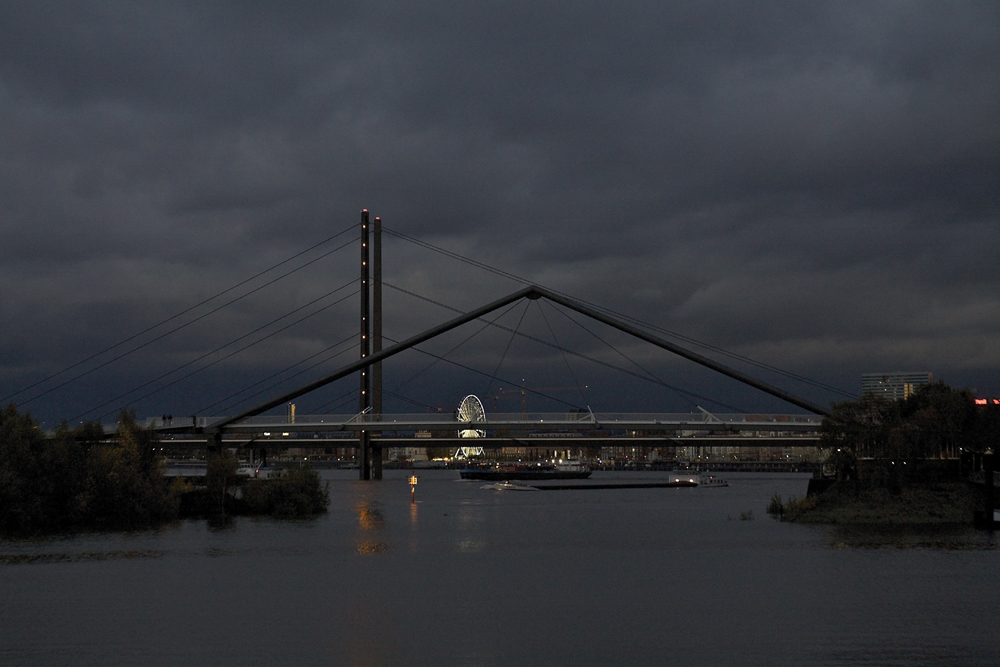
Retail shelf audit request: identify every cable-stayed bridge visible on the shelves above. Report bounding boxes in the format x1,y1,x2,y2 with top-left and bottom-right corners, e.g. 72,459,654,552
172,277,831,478
11,210,849,479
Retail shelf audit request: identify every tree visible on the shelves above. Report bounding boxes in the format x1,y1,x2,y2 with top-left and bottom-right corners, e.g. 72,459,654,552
205,450,239,515
898,382,977,459
1,406,179,532
0,404,50,531
820,393,899,459
84,411,179,528
819,382,995,490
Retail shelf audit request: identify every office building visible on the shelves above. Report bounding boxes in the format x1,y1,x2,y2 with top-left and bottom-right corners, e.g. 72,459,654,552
861,371,932,401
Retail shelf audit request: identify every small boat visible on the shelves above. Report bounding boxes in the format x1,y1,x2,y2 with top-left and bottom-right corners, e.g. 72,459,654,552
412,459,450,469
666,471,729,487
480,482,539,491
236,464,272,480
698,474,728,488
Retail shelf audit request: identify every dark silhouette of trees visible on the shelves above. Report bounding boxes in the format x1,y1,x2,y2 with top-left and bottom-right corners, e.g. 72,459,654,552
0,405,179,533
820,382,995,489
205,451,239,515
1,405,331,531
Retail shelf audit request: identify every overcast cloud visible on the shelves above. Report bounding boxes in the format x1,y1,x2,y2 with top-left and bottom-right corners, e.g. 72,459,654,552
2,1,998,425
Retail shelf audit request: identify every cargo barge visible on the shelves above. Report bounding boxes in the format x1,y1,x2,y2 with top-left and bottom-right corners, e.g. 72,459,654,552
460,460,592,481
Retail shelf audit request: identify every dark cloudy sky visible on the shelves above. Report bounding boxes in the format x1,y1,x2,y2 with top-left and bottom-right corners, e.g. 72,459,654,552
2,1,998,426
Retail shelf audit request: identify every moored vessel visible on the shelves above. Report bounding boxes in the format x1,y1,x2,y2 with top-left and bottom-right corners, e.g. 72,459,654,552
460,460,592,481
666,471,728,487
480,481,540,491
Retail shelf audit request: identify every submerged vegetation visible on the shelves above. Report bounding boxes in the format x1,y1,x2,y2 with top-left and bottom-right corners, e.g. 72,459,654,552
0,405,329,534
768,483,977,525
181,453,329,519
242,467,330,517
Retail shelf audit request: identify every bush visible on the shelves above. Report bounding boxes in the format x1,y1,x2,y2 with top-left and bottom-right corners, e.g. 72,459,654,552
205,451,239,515
242,467,329,518
767,494,784,517
781,495,818,521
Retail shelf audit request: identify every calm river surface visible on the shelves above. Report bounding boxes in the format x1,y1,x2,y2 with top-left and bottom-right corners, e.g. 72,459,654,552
1,471,998,666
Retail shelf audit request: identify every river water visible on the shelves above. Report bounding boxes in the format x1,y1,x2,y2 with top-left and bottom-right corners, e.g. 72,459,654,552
1,471,998,666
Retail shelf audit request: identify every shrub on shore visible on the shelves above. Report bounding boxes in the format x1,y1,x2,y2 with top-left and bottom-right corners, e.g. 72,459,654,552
769,482,975,525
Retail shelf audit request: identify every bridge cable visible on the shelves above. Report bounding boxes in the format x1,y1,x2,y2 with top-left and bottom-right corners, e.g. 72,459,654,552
308,387,362,415
381,286,743,412
388,300,525,401
3,223,357,405
382,227,855,400
16,235,359,410
73,284,360,422
544,300,699,411
383,389,442,413
482,300,530,404
384,225,847,396
382,335,582,411
198,334,359,416
386,225,854,399
536,300,590,409
77,286,359,423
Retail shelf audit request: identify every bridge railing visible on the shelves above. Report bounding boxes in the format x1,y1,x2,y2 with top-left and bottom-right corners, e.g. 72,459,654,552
141,412,823,429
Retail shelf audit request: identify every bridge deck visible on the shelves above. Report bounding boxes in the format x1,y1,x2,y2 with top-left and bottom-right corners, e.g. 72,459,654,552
135,412,823,435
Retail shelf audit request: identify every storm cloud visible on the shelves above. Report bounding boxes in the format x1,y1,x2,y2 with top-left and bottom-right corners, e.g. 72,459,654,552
2,1,998,425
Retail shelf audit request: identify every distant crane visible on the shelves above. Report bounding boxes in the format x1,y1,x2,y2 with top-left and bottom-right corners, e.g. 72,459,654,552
492,382,589,414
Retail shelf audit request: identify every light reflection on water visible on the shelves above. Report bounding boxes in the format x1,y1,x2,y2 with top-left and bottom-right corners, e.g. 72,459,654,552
0,470,997,667
355,494,389,555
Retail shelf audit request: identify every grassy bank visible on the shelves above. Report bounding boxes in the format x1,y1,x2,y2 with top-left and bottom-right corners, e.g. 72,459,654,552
770,481,978,525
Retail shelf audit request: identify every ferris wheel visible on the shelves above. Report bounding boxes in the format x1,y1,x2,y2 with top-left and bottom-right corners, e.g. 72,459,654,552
457,394,487,439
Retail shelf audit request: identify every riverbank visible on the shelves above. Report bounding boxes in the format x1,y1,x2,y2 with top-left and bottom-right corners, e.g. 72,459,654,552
773,481,979,525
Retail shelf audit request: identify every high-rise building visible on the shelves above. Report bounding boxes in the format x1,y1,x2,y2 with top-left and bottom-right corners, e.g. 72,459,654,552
861,371,932,401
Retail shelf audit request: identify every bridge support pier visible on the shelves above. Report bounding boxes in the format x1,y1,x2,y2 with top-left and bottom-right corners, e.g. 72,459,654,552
372,442,382,479
359,209,375,480
372,216,383,481
360,430,371,480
